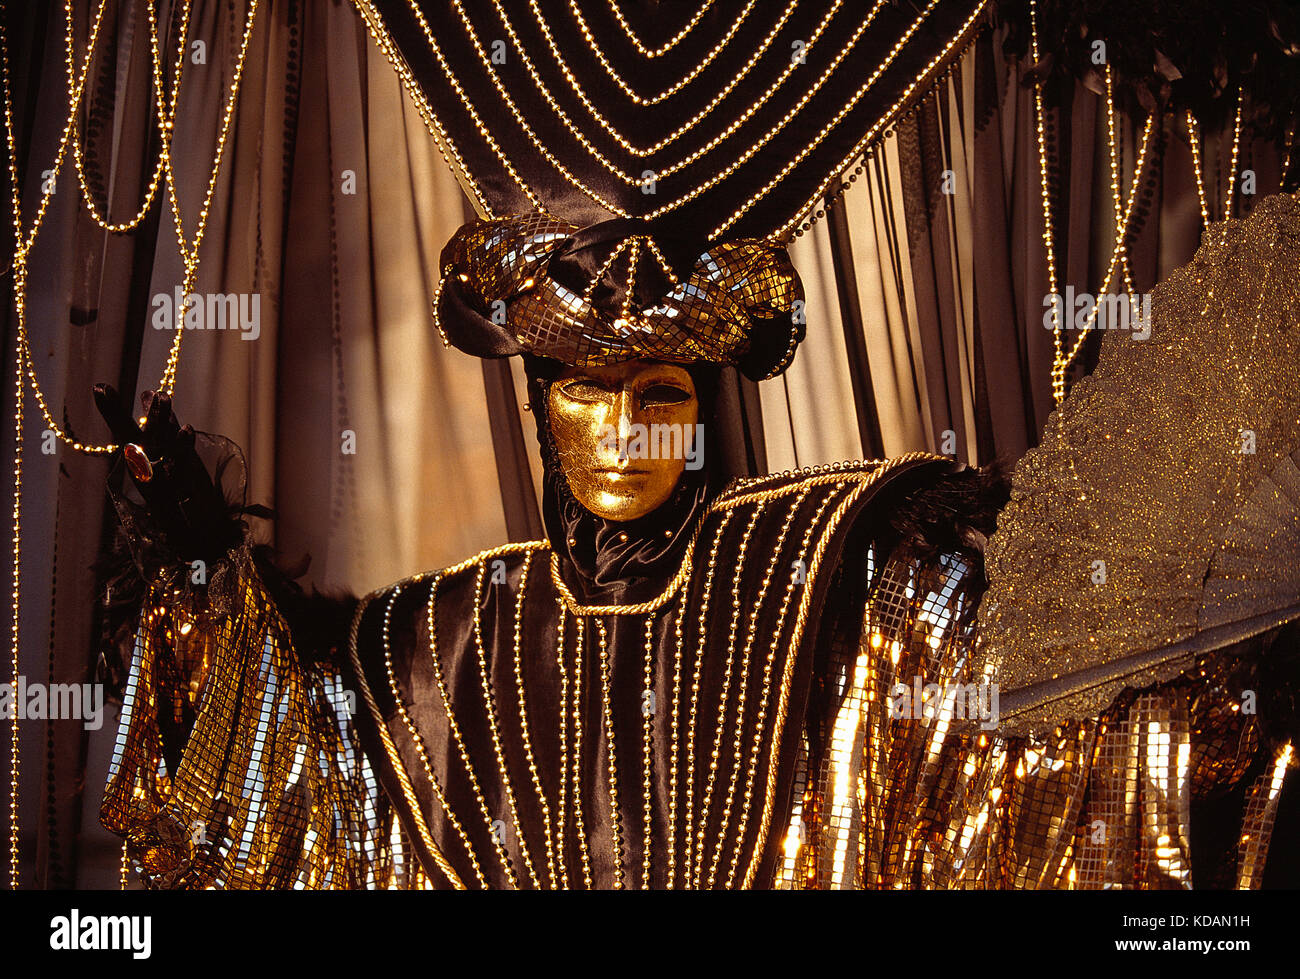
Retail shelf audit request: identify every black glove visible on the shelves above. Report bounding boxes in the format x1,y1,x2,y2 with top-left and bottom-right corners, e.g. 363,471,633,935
93,384,248,570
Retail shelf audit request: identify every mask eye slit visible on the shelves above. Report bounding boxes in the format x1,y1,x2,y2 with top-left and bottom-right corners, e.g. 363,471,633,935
639,383,691,408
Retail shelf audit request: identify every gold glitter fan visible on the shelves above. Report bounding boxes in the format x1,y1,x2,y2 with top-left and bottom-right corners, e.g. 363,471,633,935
976,192,1300,736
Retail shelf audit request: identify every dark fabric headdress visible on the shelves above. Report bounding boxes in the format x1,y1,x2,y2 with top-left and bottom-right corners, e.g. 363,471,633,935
358,0,988,374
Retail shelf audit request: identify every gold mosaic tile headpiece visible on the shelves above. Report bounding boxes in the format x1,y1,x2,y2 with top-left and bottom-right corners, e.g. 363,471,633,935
435,214,805,380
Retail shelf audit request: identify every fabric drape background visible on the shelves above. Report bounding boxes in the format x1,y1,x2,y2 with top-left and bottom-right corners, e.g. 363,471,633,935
0,1,1283,887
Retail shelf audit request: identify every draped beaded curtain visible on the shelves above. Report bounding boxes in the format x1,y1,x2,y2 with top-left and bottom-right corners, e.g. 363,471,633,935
1,1,1284,887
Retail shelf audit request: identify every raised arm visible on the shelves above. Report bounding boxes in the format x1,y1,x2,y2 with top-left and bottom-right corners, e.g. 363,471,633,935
92,386,415,888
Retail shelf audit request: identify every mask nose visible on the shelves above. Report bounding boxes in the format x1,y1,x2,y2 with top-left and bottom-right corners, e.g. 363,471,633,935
614,388,634,466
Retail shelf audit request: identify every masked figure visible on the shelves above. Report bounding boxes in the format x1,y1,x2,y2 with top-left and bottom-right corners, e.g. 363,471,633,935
91,0,1300,890
95,191,1300,890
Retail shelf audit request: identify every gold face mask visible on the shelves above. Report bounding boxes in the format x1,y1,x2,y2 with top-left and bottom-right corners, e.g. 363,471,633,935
547,360,701,522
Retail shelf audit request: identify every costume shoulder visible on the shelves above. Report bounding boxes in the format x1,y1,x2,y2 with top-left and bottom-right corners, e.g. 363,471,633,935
715,454,1008,565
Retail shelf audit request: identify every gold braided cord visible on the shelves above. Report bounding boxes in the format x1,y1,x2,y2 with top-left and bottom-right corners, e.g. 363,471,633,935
549,535,698,616
725,486,840,887
381,576,487,887
427,573,519,887
346,590,466,889
548,458,944,618
670,508,730,886
606,0,715,58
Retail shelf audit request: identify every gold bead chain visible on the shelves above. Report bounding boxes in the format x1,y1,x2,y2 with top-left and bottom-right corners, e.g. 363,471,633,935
1104,65,1137,300
390,577,489,887
724,486,840,887
2,0,260,883
594,617,625,887
70,0,190,234
157,0,260,397
679,509,732,884
1223,88,1245,222
1031,0,1158,406
424,575,519,887
351,0,497,219
1049,112,1154,401
414,0,947,234
617,236,640,322
7,311,21,890
640,613,654,888
729,0,988,242
664,522,705,888
394,0,546,214
580,237,631,302
509,553,559,888
705,488,809,888
690,502,764,886
3,0,260,457
642,0,889,186
553,604,570,887
568,0,758,106
569,615,594,886
3,0,115,456
1186,87,1245,229
606,0,715,59
1187,110,1212,227
514,0,809,159
470,559,540,887
771,1,987,242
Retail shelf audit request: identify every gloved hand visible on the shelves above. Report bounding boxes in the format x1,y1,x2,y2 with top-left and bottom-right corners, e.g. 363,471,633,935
92,384,243,567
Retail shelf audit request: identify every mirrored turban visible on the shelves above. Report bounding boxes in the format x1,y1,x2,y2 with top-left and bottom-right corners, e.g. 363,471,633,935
435,213,806,380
